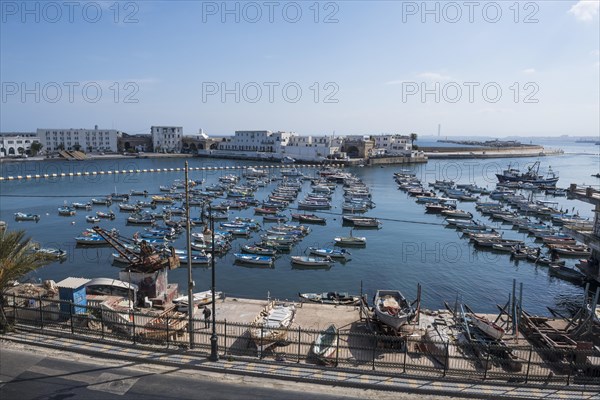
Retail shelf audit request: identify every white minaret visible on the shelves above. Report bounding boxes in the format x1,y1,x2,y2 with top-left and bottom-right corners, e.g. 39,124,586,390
437,124,441,137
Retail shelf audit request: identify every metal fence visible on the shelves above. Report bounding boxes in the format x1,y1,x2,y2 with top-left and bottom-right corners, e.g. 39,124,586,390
3,294,599,387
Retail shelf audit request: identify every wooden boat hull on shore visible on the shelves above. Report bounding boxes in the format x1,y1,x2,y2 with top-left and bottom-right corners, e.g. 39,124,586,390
373,290,414,330
249,302,296,353
312,324,338,365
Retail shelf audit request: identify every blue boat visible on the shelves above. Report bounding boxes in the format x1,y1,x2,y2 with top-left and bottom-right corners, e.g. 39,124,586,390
234,253,273,266
309,248,351,261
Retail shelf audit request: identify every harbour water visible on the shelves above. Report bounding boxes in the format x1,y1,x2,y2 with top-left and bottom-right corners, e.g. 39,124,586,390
1,143,598,315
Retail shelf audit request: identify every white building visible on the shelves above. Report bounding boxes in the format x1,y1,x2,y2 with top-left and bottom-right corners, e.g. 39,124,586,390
217,130,293,153
0,133,39,158
283,135,343,161
371,134,413,156
151,126,183,153
37,126,120,153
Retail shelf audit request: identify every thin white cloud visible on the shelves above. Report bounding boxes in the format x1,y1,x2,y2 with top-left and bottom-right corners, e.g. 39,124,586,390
522,68,536,74
417,72,453,81
385,80,407,85
568,1,599,22
591,50,600,57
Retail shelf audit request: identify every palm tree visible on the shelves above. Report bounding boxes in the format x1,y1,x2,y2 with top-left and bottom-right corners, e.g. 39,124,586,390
0,230,54,330
409,133,418,147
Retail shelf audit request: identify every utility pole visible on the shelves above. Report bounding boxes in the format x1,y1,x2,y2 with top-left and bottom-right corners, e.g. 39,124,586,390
209,203,219,361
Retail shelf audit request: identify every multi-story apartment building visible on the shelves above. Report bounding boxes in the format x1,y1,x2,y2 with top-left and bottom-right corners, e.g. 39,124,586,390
37,126,121,153
151,126,183,153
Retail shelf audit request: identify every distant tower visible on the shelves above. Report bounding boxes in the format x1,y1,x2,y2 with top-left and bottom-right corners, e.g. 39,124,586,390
438,124,441,137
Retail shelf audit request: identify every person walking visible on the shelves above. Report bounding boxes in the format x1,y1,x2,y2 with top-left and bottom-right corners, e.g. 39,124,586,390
203,306,211,329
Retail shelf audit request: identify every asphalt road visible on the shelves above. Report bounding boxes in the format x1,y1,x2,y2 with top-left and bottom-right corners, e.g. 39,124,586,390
0,345,453,400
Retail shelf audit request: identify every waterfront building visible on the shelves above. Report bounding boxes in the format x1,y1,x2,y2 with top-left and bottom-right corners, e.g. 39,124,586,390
151,126,183,153
37,126,121,154
283,135,343,161
0,132,39,158
371,134,413,156
217,130,293,153
341,135,375,158
118,133,153,153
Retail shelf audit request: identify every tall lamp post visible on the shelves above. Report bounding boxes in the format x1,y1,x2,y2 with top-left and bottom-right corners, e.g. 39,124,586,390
185,162,194,349
209,203,219,361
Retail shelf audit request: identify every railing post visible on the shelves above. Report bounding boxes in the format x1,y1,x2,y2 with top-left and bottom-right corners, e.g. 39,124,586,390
566,350,573,386
259,324,264,359
132,312,137,345
483,345,491,380
166,314,170,349
443,342,449,377
13,293,17,325
297,326,301,363
38,295,44,330
69,301,74,335
403,338,408,373
335,330,340,367
372,334,377,371
525,346,533,383
223,319,227,357
100,308,105,339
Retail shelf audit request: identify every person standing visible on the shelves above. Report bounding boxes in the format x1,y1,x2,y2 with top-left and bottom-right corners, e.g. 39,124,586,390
203,306,211,328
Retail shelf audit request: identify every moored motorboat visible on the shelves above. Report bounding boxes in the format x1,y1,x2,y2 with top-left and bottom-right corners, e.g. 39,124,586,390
234,253,274,266
58,206,76,216
14,212,40,222
291,256,334,267
549,264,585,283
309,248,351,261
86,215,100,223
34,247,67,259
333,231,366,247
299,292,360,305
241,245,277,256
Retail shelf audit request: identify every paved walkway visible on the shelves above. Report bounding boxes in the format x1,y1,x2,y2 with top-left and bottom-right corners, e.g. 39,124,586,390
3,331,599,400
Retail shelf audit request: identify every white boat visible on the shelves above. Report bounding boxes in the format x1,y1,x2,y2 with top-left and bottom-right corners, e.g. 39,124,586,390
309,248,351,260
352,218,381,228
75,235,107,245
14,212,40,222
249,301,296,352
173,290,222,311
234,253,273,266
35,247,67,259
469,313,505,340
86,215,100,223
312,324,338,365
373,290,414,330
333,233,366,247
58,206,76,216
423,323,450,367
291,256,334,267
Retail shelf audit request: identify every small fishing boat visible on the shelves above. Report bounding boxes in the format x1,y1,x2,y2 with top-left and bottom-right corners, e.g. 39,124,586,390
373,290,415,330
127,213,155,225
549,264,585,283
130,189,149,196
234,253,274,266
249,301,296,353
14,212,40,222
309,248,351,261
34,247,67,259
75,235,108,245
492,243,516,252
242,245,277,256
254,207,280,215
333,232,366,247
299,292,360,305
86,215,100,223
178,254,212,266
423,323,450,367
118,203,139,212
352,217,381,228
58,206,76,216
552,246,591,257
291,256,334,267
91,198,112,206
291,214,326,224
312,324,338,365
96,211,116,220
262,213,288,223
72,202,92,210
469,312,505,340
442,209,472,219
173,290,222,312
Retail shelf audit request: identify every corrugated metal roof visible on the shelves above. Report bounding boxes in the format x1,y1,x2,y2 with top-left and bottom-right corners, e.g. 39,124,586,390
57,277,90,289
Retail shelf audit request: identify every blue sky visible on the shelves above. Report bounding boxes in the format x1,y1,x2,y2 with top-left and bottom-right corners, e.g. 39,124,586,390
1,0,598,137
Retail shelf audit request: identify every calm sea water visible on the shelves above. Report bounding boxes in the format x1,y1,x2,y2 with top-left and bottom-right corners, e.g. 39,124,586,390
1,144,598,314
